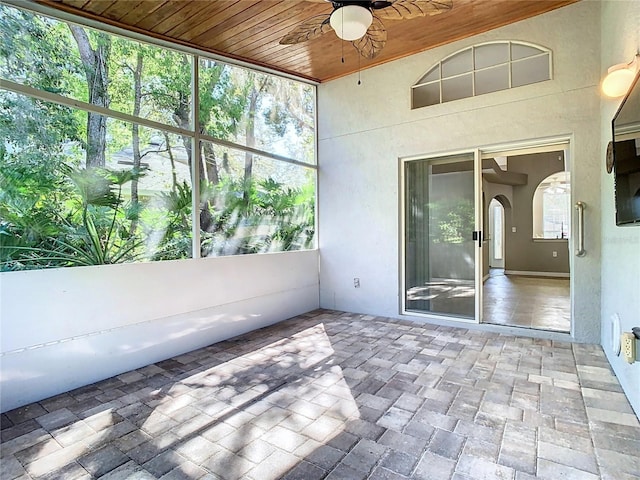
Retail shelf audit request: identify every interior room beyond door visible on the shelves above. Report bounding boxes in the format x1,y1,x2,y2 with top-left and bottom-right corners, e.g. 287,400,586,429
481,149,571,332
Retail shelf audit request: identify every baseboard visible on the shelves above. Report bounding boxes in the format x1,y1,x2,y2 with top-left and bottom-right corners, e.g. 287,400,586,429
483,274,490,282
504,270,570,278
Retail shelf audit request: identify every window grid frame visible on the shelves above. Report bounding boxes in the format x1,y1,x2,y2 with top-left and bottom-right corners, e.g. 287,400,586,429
0,2,318,170
411,41,552,109
0,1,319,267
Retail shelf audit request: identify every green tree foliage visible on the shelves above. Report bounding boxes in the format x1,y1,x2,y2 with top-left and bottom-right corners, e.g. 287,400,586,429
200,177,315,257
0,7,82,95
429,198,475,244
0,4,316,271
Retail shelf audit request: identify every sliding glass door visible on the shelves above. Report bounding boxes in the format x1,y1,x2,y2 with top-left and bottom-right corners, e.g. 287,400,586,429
403,152,481,320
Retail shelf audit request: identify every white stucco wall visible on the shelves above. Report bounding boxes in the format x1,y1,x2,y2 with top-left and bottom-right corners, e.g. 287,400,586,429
0,250,319,412
318,1,602,343
600,0,640,418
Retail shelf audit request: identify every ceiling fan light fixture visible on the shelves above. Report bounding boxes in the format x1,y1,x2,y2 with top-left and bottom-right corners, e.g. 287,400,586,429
330,5,373,41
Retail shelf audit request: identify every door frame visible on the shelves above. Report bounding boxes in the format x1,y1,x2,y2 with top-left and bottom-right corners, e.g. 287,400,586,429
399,135,573,329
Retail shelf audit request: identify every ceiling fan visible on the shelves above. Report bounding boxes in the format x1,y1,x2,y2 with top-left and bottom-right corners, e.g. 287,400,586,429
279,0,453,60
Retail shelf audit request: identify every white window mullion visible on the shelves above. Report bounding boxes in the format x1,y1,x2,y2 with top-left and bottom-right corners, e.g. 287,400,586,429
191,55,201,259
0,79,195,138
508,41,513,88
471,46,476,97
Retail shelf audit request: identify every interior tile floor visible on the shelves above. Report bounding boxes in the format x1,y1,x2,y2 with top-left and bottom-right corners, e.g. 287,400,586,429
2,310,638,480
483,269,571,332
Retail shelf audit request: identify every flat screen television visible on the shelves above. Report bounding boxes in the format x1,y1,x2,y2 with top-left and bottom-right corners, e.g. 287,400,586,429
612,70,640,225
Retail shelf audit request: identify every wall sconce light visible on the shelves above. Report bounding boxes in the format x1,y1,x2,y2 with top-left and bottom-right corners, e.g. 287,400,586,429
330,5,373,41
601,54,640,98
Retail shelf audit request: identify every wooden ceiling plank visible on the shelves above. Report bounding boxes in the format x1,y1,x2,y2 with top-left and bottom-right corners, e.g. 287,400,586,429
253,41,313,65
81,0,118,16
164,2,234,38
176,1,255,43
106,0,145,22
153,1,218,36
235,13,334,59
204,1,301,50
189,1,281,47
108,0,171,26
215,2,330,54
232,21,317,58
57,0,92,8
97,0,145,22
271,45,352,73
133,1,192,31
251,31,347,64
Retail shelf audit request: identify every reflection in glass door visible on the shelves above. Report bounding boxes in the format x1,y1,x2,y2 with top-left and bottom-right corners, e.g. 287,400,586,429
404,153,478,319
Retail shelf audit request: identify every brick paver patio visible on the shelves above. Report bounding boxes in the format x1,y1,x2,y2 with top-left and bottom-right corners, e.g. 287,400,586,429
1,309,639,479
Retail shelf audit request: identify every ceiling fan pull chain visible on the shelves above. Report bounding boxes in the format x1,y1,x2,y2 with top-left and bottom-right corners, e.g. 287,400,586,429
341,8,345,63
358,54,362,85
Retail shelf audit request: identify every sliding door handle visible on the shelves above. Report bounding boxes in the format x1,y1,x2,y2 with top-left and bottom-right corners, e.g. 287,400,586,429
472,231,482,248
575,201,586,257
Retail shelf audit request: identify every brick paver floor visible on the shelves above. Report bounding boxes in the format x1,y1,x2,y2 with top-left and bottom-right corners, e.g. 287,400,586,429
2,309,639,479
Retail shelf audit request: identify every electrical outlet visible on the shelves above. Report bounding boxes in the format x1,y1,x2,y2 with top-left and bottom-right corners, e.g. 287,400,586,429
621,332,636,364
512,226,517,233
353,278,360,288
552,251,558,258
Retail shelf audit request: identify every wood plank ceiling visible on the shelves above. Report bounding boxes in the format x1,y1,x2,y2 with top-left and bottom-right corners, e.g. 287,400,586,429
37,0,578,83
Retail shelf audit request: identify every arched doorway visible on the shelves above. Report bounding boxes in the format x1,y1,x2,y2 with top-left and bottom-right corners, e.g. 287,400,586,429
488,196,509,269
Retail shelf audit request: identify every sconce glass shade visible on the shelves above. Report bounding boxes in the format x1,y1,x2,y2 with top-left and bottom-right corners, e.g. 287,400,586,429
330,5,373,41
602,56,639,98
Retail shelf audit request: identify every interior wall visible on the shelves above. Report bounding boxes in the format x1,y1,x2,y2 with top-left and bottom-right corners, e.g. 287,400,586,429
599,0,640,417
503,151,570,275
0,251,319,412
318,0,601,343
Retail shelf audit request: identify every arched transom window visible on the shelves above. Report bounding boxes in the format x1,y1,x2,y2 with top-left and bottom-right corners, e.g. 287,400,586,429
412,41,552,109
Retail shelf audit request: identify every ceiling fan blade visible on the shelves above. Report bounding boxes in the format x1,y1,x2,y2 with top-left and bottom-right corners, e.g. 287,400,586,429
279,14,332,45
375,0,453,20
352,16,387,60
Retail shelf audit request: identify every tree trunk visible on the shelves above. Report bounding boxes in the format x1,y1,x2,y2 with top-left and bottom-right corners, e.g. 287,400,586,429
69,26,110,169
203,142,219,185
163,133,189,230
129,49,143,235
242,76,269,203
172,79,214,235
243,87,259,202
164,132,179,193
222,152,230,174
